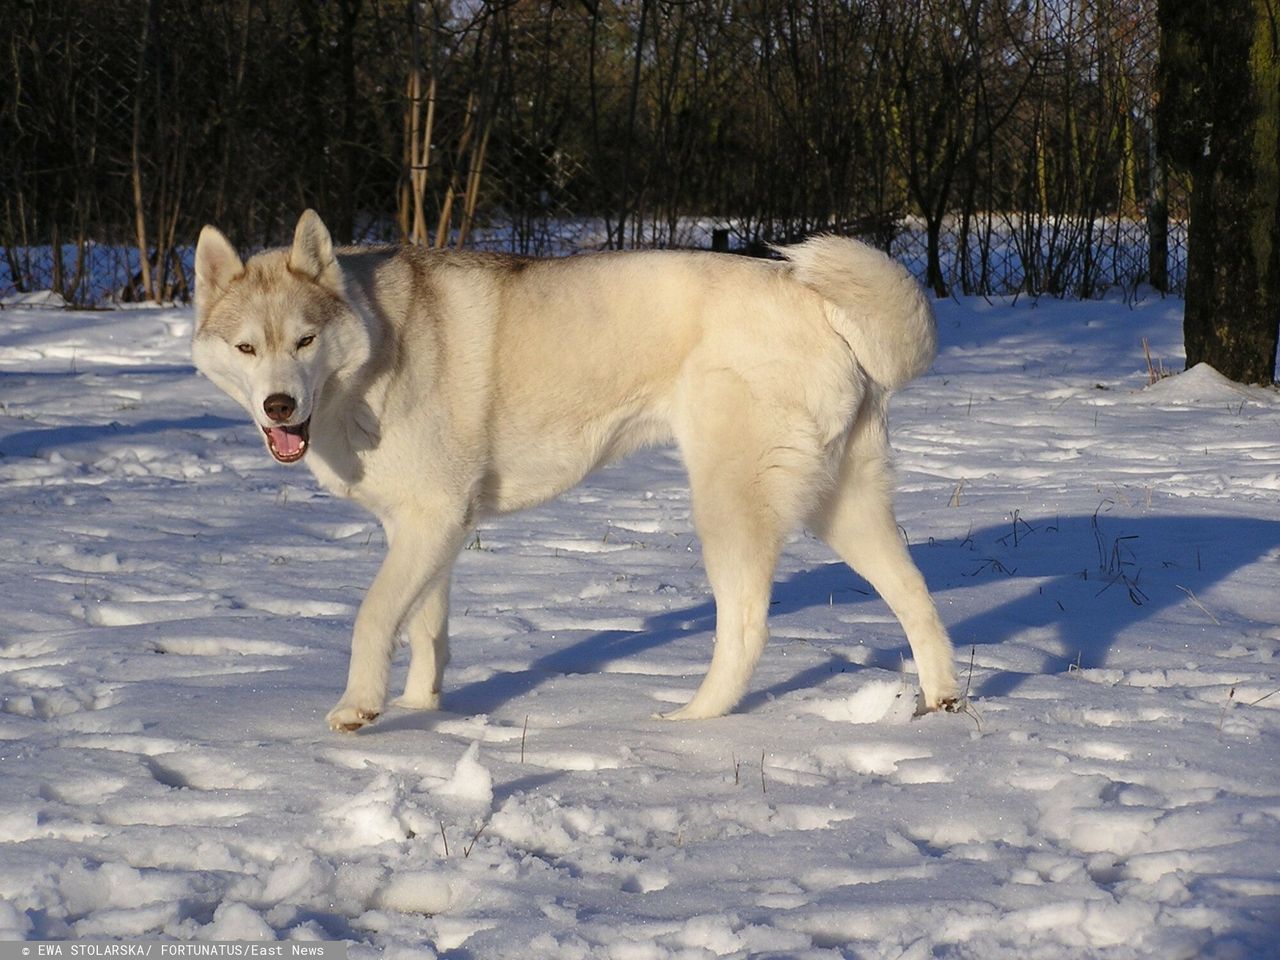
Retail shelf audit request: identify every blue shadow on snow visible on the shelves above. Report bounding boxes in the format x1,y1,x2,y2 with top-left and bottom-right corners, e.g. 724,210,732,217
0,413,242,459
430,512,1280,719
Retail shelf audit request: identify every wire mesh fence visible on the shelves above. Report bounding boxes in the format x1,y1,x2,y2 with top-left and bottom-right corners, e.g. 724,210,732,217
1,0,1184,307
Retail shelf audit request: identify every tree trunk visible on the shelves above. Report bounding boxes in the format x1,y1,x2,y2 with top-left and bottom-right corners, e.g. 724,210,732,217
615,0,652,249
130,0,155,303
1146,107,1169,294
926,215,947,299
1159,0,1280,385
336,0,362,242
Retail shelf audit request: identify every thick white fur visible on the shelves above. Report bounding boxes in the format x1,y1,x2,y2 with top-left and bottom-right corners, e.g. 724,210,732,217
776,236,938,390
193,211,959,732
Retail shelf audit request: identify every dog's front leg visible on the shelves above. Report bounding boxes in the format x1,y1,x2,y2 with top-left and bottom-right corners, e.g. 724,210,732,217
392,557,455,712
327,516,466,732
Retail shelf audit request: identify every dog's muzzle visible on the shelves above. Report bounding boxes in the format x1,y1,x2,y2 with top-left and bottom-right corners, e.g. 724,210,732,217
262,393,311,463
263,421,310,463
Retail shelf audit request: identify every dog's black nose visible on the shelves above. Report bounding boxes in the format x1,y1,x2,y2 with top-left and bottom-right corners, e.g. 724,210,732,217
263,393,297,423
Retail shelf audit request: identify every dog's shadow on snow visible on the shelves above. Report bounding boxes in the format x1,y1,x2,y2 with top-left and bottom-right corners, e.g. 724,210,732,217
436,513,1280,718
936,512,1280,698
0,412,241,458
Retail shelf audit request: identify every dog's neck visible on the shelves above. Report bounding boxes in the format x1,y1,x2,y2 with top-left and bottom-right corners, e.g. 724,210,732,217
304,259,398,500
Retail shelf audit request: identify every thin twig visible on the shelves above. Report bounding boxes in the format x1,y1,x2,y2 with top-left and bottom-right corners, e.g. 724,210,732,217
1175,584,1220,625
1248,687,1280,707
960,644,983,732
463,821,487,858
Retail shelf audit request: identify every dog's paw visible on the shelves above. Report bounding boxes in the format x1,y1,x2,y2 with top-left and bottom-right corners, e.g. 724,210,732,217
915,690,964,717
655,702,718,721
391,692,441,712
326,702,382,733
921,679,962,712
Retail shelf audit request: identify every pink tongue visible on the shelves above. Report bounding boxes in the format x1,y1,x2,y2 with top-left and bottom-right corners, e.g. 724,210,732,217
268,427,303,457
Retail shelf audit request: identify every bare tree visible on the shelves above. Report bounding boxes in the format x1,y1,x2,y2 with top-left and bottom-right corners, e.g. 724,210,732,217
3,0,1178,304
1160,0,1280,384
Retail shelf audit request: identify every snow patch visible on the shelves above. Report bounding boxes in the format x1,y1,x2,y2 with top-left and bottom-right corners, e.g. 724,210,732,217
801,678,916,724
431,742,493,808
1139,362,1270,405
1,295,1278,957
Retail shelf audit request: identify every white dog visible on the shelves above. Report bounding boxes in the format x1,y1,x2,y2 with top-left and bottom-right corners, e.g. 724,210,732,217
193,211,959,731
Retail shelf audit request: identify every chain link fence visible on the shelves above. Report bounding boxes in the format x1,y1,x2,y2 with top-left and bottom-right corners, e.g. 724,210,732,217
2,0,1184,307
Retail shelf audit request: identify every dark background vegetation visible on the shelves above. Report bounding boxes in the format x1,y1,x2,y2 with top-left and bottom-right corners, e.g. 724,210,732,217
2,0,1178,305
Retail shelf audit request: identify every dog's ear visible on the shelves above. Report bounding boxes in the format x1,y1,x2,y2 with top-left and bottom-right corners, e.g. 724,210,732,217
289,209,344,293
194,226,244,318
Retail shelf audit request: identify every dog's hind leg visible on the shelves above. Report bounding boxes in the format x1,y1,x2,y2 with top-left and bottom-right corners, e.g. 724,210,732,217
393,559,454,712
662,381,823,721
659,509,780,721
328,515,467,732
811,403,959,712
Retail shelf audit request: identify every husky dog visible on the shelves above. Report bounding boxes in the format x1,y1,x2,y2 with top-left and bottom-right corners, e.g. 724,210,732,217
193,210,959,732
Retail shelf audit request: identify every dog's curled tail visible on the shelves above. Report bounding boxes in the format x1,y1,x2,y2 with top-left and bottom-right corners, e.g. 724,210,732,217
779,235,937,391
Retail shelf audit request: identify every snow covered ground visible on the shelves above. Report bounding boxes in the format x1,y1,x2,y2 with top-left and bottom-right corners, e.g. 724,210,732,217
0,289,1278,958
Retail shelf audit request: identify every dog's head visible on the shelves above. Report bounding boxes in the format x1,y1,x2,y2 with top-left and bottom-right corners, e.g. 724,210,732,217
193,210,371,464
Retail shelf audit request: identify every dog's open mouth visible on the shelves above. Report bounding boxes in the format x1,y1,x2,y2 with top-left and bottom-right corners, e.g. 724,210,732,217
263,420,311,463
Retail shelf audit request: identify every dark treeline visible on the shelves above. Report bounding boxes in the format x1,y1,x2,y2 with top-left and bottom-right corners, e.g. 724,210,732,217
2,0,1176,303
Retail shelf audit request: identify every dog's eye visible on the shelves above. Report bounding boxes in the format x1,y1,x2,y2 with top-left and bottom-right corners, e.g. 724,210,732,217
296,335,316,350
235,343,256,356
